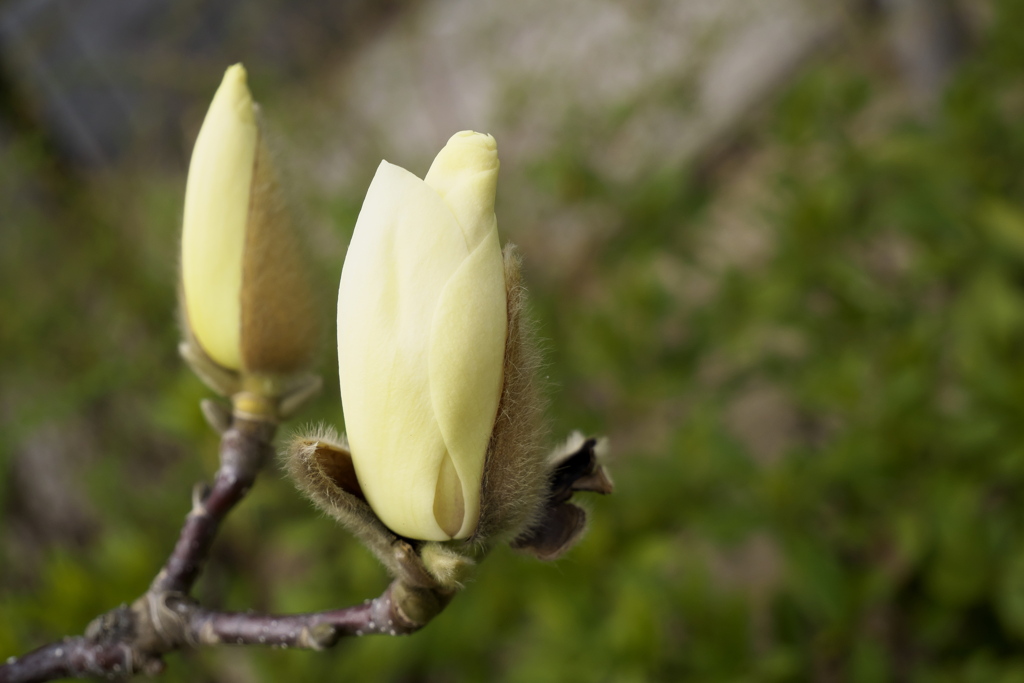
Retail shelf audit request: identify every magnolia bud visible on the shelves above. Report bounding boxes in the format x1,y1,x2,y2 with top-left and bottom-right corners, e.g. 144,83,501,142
337,131,507,541
180,64,317,401
288,133,609,581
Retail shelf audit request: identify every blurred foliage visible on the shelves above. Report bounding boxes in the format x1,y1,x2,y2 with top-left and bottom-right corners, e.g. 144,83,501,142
6,1,1024,681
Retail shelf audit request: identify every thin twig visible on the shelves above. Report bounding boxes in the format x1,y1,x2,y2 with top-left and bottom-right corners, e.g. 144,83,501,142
0,636,162,683
181,579,438,648
152,416,274,595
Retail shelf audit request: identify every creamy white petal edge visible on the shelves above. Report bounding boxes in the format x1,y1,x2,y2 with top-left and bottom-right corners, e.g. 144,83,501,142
338,152,506,541
181,64,256,371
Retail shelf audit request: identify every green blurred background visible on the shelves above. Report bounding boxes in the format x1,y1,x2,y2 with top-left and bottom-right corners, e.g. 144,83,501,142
4,0,1024,680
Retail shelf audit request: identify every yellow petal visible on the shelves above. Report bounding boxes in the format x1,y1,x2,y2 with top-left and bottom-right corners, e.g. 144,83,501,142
338,161,468,541
181,64,256,371
339,132,506,542
428,228,506,539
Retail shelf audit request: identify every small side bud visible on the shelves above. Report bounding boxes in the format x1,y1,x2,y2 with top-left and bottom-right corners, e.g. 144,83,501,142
419,543,476,589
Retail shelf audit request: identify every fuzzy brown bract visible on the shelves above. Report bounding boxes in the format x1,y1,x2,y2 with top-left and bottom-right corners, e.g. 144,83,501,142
239,130,319,374
471,243,550,544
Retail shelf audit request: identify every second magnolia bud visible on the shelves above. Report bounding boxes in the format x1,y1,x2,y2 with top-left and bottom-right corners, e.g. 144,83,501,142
337,131,508,542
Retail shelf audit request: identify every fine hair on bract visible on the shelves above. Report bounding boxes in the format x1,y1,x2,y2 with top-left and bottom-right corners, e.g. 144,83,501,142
238,122,320,374
472,244,550,544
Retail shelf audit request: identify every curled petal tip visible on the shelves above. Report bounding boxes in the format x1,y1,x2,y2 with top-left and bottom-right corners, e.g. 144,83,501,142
449,130,497,150
225,62,247,79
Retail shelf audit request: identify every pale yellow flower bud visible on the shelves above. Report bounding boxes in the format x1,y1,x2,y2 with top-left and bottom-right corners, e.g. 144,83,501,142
337,131,507,541
181,64,317,394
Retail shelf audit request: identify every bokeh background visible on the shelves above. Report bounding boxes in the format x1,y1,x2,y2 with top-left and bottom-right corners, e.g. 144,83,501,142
2,0,1024,680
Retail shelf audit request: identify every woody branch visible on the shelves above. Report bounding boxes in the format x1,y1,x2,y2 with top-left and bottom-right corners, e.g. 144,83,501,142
0,410,450,683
